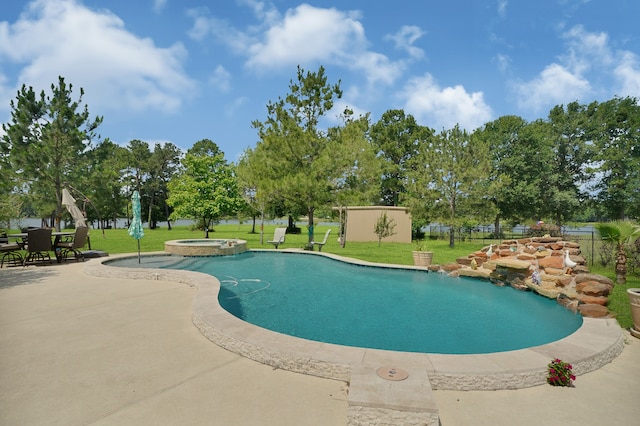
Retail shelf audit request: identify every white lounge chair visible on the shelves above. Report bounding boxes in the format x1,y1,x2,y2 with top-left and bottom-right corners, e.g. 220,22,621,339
268,227,287,249
310,229,331,252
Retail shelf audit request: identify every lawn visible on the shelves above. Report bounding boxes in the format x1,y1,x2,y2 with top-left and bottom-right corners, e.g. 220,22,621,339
43,223,640,330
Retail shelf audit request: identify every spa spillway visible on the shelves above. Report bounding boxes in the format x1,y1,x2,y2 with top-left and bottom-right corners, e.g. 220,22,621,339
164,239,248,256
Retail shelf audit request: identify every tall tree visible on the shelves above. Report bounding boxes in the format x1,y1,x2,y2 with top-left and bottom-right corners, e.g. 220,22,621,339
591,97,640,220
125,139,151,193
370,110,433,206
410,125,494,247
83,139,128,228
1,76,102,230
188,138,222,157
237,145,277,244
546,101,595,226
250,65,343,242
145,142,182,229
167,151,242,232
327,111,381,207
473,115,526,235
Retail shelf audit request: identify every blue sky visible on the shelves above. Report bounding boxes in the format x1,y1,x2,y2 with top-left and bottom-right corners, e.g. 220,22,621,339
1,0,639,161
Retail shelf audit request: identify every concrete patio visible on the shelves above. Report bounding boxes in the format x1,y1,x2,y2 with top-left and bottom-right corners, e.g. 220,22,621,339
1,259,639,425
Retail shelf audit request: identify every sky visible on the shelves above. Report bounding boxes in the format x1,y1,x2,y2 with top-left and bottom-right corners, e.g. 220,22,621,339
1,0,640,161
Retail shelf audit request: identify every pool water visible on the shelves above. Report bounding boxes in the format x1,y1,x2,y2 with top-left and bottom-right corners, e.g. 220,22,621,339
116,252,583,354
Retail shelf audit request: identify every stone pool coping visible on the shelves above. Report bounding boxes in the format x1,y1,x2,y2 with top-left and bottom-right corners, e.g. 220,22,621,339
164,239,247,256
86,250,625,425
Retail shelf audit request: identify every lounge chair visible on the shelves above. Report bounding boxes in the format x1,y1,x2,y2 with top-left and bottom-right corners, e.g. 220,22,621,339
55,226,89,262
0,233,23,268
310,229,331,252
268,227,287,249
23,228,53,266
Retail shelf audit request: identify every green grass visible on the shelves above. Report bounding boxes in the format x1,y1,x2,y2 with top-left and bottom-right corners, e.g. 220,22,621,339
82,223,490,266
10,223,636,330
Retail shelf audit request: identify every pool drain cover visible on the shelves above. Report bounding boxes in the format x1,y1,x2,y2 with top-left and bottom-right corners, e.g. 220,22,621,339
376,366,409,381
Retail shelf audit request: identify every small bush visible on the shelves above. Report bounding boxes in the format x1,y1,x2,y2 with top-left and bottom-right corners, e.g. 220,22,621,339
547,358,575,387
525,224,564,238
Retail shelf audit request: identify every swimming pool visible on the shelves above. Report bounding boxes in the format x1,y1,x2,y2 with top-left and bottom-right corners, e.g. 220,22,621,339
110,251,583,354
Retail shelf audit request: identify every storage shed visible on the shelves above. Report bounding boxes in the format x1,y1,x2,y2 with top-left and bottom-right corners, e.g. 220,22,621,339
333,206,412,244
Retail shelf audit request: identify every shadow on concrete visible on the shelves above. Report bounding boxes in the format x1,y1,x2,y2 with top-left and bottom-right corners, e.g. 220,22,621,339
0,263,68,289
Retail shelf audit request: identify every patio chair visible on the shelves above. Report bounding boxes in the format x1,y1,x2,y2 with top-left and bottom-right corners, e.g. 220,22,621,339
267,227,287,249
23,228,53,266
0,232,23,268
310,229,331,252
55,226,89,262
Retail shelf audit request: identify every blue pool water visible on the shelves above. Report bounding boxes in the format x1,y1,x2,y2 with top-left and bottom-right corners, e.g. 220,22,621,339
110,252,583,354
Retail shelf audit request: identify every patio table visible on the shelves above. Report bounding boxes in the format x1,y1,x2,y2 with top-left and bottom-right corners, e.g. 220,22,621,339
8,231,75,263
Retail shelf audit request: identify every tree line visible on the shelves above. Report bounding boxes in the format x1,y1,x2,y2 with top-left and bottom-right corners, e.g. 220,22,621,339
1,72,638,245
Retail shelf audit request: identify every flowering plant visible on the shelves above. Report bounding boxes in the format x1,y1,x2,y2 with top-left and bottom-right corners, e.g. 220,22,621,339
547,358,575,387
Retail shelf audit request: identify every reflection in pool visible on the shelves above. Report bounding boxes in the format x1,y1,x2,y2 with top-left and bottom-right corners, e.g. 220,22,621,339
108,252,583,354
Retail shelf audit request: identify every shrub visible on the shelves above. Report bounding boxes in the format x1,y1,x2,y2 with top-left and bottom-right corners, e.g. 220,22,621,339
525,224,565,238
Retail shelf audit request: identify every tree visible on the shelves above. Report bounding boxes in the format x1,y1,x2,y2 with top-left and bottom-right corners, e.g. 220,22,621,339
236,145,277,244
250,65,343,242
473,115,525,235
595,221,640,284
188,138,222,157
327,111,381,208
546,101,595,227
481,118,554,227
167,151,241,233
83,139,128,228
374,211,396,247
1,76,102,230
145,142,182,229
370,110,433,206
591,97,640,220
410,125,494,247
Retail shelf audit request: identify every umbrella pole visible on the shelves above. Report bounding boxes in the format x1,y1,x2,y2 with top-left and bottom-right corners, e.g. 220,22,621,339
137,240,141,263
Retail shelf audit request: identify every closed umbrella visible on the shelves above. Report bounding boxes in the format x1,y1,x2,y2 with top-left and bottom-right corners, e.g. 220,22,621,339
62,188,87,228
128,190,144,263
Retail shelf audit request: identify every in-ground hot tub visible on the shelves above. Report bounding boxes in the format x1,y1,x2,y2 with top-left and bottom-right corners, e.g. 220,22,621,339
164,239,248,256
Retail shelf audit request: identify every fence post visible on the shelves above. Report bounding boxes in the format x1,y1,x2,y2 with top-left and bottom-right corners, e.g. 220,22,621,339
591,230,595,267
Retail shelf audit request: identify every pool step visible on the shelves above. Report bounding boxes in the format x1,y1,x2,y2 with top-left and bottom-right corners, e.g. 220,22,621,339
347,364,440,425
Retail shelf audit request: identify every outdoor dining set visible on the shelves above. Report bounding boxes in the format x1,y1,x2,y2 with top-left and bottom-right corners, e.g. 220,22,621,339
0,226,90,267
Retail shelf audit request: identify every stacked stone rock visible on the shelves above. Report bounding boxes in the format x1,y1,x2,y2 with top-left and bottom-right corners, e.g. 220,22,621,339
427,236,614,319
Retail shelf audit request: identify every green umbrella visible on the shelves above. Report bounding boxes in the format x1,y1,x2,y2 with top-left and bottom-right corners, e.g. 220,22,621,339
128,190,144,263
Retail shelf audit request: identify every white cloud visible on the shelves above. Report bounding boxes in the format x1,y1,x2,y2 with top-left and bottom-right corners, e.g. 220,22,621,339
511,25,614,113
497,0,508,19
495,53,511,73
189,4,405,87
209,65,231,92
246,5,365,69
224,96,249,119
561,25,612,74
153,0,167,14
401,73,493,131
0,0,195,116
615,51,640,97
512,24,640,112
385,25,425,59
514,63,590,111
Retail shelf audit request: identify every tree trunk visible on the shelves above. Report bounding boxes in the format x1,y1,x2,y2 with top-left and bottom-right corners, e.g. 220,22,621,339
494,214,500,238
449,227,455,248
164,197,172,230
